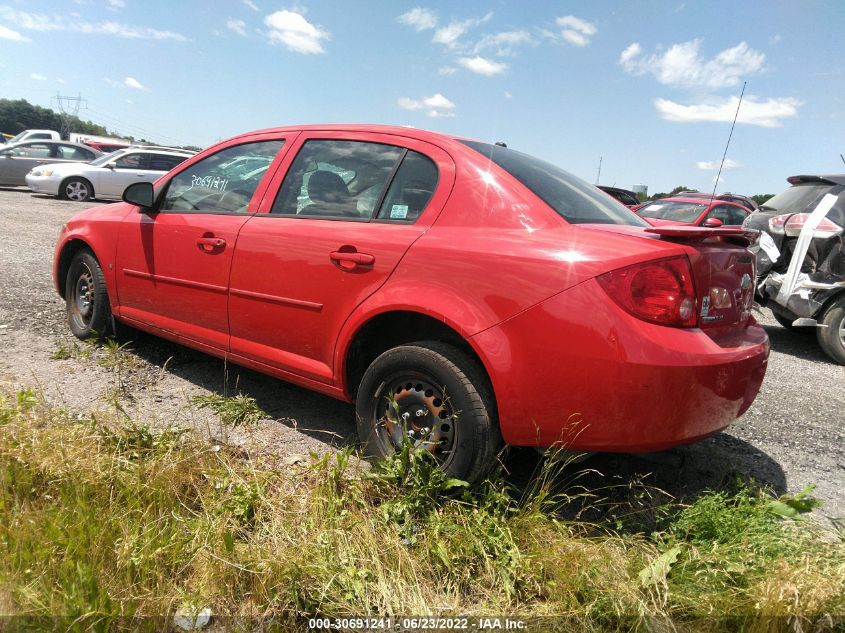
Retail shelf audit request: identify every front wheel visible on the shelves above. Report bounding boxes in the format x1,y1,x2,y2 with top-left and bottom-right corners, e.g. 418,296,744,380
817,298,845,365
65,250,111,340
60,177,93,202
355,342,501,484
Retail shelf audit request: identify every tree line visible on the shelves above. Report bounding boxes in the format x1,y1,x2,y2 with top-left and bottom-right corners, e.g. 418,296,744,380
0,98,113,138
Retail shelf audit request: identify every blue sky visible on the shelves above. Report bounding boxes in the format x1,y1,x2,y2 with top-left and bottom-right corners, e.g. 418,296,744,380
1,0,843,195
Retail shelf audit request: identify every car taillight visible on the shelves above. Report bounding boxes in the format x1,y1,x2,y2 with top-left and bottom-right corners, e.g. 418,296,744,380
768,213,843,238
597,256,698,328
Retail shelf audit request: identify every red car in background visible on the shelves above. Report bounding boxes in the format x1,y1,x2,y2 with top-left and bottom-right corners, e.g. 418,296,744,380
53,125,769,482
637,196,751,227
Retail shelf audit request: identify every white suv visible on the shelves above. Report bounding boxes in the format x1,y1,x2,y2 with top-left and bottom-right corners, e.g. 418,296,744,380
26,146,195,202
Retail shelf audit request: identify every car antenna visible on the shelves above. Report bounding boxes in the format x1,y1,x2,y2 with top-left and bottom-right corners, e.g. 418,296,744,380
596,156,602,184
840,153,845,166
710,81,746,205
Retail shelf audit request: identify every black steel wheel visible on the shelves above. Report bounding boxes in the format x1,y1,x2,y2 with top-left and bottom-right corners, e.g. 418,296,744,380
356,341,501,483
65,250,111,339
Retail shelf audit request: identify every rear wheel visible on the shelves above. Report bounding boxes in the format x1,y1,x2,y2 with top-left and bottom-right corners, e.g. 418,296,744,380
817,298,845,365
65,250,111,340
772,311,796,330
60,177,93,202
355,342,501,483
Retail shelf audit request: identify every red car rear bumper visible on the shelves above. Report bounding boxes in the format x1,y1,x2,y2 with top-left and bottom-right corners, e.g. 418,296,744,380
471,278,769,450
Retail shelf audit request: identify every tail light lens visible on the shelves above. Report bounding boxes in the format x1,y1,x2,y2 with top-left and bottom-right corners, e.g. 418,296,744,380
598,256,698,328
768,213,843,238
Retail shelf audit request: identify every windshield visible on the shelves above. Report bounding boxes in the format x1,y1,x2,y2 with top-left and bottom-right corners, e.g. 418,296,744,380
461,140,647,226
8,132,27,144
762,182,845,227
639,201,707,223
89,149,128,167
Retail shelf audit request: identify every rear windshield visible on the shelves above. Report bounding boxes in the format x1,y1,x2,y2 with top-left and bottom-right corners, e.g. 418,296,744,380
761,183,845,226
639,201,708,223
461,140,647,226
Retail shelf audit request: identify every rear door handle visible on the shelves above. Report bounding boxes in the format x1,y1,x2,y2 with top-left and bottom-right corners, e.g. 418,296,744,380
330,251,375,268
197,236,226,252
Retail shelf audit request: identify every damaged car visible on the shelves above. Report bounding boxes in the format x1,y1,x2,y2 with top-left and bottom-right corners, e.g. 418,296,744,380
744,174,845,363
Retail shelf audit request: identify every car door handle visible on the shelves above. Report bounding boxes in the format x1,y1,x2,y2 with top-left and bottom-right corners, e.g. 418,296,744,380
330,251,375,267
196,236,226,252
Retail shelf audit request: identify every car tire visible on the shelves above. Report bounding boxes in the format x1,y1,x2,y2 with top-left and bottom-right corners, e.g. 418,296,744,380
772,311,796,330
60,177,93,202
65,250,111,340
355,342,501,484
817,297,845,365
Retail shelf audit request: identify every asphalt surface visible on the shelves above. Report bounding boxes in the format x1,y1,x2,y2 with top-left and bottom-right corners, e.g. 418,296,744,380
0,187,843,519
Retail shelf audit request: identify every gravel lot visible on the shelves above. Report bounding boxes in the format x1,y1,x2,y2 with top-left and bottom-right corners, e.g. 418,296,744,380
1,187,843,518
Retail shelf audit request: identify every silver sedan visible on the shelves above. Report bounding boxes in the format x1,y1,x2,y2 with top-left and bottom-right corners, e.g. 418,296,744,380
0,141,101,187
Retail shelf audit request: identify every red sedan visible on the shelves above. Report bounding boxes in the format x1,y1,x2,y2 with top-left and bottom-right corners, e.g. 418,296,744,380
54,125,769,482
637,196,751,227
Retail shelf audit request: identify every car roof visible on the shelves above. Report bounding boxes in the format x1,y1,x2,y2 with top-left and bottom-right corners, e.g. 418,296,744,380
787,174,845,186
226,123,483,148
4,140,102,153
649,196,745,208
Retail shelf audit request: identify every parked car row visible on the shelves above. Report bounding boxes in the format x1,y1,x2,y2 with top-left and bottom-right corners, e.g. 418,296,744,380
53,123,769,481
0,138,195,201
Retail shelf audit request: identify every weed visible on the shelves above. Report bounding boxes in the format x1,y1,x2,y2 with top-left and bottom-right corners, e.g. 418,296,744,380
192,392,268,427
0,391,843,630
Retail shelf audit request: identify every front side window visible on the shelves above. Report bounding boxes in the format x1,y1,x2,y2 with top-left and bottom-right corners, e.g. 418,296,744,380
11,143,52,158
461,140,648,226
160,139,284,213
707,204,733,225
114,153,145,169
272,140,404,219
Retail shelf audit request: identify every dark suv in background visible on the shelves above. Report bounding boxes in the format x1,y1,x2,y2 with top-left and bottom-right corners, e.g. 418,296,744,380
744,174,845,363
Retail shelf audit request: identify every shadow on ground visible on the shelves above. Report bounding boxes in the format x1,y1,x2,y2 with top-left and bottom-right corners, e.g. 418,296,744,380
121,328,787,520
762,322,834,364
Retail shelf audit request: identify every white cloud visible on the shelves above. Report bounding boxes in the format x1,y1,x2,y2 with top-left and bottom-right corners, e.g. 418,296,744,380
57,78,67,84
655,96,801,127
473,29,532,55
397,7,437,31
30,72,46,80
438,65,457,76
0,25,28,41
107,0,126,8
504,91,513,99
243,0,258,10
124,76,145,90
696,158,742,170
620,39,765,90
458,55,507,76
770,34,781,45
264,10,329,54
555,15,597,47
226,19,246,36
432,12,491,49
0,7,186,40
398,93,456,118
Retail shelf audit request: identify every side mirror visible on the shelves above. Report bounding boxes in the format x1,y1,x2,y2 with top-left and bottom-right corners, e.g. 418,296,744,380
123,182,155,210
704,217,723,228
106,163,115,170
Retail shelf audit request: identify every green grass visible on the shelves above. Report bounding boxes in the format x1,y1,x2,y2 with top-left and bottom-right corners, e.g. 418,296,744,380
0,389,843,631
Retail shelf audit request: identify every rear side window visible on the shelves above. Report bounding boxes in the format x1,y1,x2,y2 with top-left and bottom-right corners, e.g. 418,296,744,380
462,140,647,226
376,150,438,221
149,154,187,171
57,145,95,161
114,153,145,169
271,140,404,219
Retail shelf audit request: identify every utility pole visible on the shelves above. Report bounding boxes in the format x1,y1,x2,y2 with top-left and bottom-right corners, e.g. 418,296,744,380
596,156,602,184
51,92,87,139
